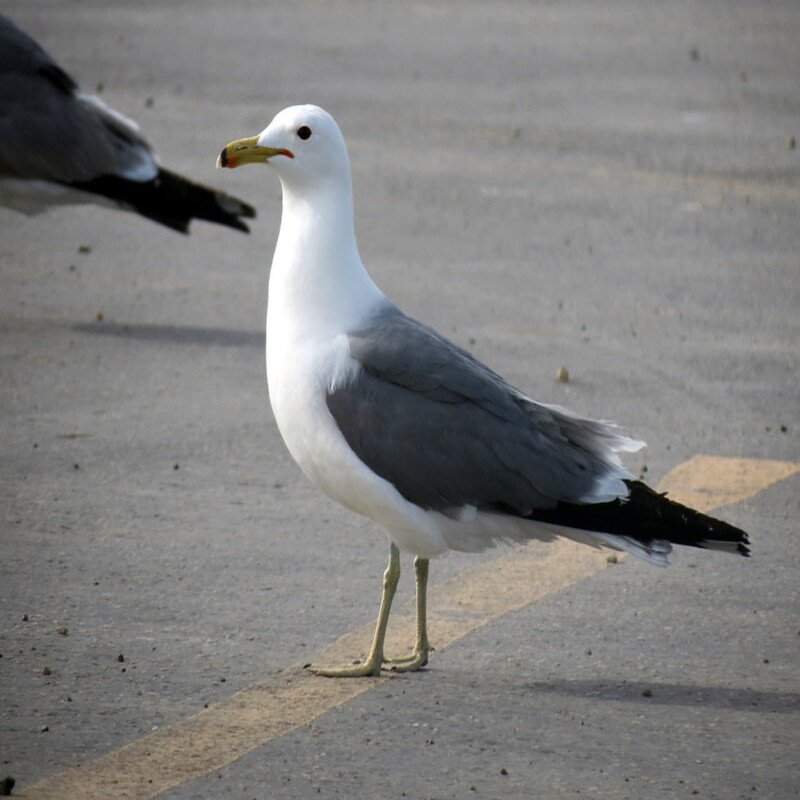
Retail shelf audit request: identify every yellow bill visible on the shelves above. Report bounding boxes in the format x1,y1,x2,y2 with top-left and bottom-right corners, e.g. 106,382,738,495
216,136,293,169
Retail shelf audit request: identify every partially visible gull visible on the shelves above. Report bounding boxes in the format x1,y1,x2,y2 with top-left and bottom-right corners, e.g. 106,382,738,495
218,105,750,677
0,15,254,233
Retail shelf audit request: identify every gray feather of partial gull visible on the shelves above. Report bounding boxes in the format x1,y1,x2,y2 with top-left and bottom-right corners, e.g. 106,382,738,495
0,15,255,232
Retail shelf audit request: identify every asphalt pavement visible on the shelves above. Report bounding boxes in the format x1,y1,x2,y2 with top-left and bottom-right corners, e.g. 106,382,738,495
1,2,798,798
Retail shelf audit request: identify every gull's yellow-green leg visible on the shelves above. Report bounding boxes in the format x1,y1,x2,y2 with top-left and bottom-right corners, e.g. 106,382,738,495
386,555,431,672
309,543,401,677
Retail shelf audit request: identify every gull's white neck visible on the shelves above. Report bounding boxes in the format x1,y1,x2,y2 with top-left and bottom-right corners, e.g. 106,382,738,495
267,177,386,341
265,169,388,492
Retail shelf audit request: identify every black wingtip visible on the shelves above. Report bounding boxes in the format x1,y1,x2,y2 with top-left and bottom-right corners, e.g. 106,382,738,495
223,216,250,234
66,169,256,233
523,480,753,561
737,537,751,557
702,537,751,557
699,513,751,557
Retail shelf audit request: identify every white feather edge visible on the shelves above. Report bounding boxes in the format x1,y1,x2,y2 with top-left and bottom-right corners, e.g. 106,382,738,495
77,92,160,181
432,507,672,566
538,401,647,504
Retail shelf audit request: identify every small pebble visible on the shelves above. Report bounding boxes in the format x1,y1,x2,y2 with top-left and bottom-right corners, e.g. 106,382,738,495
40,725,49,733
78,244,92,254
173,463,180,470
117,654,125,663
556,366,569,383
56,626,68,636
606,554,618,564
1,776,15,796
788,136,796,150
96,311,104,322
42,666,52,676
641,688,653,698
500,768,508,776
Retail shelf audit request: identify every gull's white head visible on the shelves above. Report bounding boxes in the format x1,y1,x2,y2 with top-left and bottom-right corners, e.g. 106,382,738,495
217,105,350,191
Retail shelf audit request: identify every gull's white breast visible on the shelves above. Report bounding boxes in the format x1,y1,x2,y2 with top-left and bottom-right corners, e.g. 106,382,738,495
265,297,449,557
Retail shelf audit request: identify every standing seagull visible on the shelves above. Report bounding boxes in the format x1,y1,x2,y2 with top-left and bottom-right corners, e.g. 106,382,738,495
218,105,750,677
0,15,254,233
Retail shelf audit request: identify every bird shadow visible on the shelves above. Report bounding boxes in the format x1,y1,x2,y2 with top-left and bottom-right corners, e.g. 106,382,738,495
521,678,800,714
72,321,263,348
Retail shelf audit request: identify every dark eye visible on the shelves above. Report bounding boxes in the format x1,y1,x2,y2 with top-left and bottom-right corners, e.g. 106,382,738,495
297,125,312,140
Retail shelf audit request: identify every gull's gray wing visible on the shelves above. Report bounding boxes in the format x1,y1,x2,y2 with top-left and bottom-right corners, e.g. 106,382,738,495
0,14,154,183
0,15,255,232
0,13,73,84
326,307,638,515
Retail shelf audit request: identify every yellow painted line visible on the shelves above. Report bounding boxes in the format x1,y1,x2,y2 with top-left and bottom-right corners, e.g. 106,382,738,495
655,454,799,513
18,455,798,800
